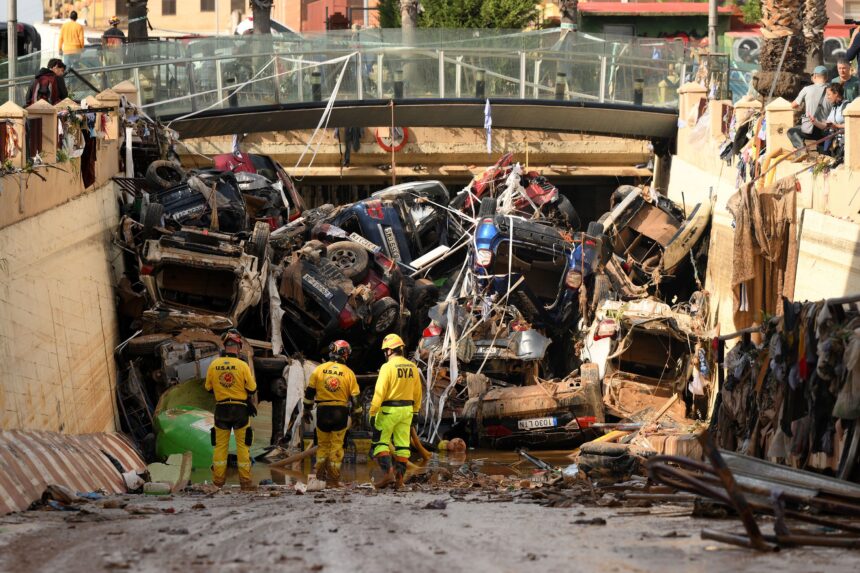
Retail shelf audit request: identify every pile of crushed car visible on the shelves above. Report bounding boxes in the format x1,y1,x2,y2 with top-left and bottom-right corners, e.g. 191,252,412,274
113,149,715,465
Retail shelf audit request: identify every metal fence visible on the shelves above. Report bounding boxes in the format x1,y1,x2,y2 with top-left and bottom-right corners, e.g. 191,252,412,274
1,29,691,114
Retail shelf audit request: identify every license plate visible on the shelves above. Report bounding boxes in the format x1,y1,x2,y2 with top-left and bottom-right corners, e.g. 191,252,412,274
303,274,334,299
348,232,381,253
517,417,557,430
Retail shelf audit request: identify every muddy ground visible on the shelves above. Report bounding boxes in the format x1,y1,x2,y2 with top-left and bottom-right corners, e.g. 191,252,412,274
0,482,857,573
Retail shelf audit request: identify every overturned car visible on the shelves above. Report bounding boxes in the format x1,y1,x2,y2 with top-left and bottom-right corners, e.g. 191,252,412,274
137,222,270,331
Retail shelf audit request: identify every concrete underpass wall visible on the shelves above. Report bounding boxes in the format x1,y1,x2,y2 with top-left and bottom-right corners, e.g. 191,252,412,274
668,90,860,336
0,181,121,433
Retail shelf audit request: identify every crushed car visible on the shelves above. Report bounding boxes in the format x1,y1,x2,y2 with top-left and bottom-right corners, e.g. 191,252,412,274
137,222,270,331
281,180,463,275
460,367,604,448
599,185,711,295
580,295,711,420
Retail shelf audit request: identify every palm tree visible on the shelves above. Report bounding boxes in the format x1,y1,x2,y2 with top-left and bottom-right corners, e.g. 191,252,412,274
803,0,827,69
128,0,149,42
755,0,807,100
251,0,273,34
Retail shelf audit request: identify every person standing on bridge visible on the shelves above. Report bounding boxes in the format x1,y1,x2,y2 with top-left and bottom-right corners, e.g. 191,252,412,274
58,11,85,68
25,59,68,106
369,334,422,489
302,340,360,488
205,331,257,490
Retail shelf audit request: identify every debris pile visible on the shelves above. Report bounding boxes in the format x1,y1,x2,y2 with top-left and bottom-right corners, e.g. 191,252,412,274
111,144,718,466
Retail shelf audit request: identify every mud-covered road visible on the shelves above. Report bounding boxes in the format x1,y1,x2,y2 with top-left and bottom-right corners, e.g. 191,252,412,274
1,486,857,573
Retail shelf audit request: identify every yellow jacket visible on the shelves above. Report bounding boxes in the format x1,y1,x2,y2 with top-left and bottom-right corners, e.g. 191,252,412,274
370,355,422,416
58,21,84,54
304,361,359,407
205,355,256,403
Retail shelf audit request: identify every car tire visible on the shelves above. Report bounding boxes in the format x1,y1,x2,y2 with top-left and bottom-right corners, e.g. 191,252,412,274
253,356,289,376
141,202,164,236
246,221,270,265
326,241,369,282
125,333,172,357
146,160,187,190
370,297,400,334
591,273,611,312
478,197,497,218
555,195,581,230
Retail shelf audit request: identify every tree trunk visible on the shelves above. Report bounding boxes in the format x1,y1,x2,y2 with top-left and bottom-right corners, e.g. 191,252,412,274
803,0,827,71
251,0,273,34
400,0,419,85
755,0,806,100
127,0,149,43
560,0,578,30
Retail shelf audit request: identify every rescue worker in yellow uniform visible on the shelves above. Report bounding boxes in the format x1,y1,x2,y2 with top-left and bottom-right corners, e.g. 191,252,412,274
370,333,422,489
204,331,257,490
302,340,360,488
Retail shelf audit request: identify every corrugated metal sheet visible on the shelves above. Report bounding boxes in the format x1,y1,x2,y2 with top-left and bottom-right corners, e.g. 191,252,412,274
0,431,147,515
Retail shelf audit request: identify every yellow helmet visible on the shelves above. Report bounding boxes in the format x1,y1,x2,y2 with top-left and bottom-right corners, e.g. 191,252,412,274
381,333,405,351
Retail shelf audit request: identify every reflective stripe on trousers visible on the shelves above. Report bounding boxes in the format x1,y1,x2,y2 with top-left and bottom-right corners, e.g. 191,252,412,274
371,405,412,460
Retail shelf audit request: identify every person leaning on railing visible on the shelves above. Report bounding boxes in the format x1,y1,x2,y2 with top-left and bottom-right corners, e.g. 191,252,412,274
809,82,847,158
788,65,832,149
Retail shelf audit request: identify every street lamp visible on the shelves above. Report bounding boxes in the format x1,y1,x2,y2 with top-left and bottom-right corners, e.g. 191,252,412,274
311,70,322,102
555,73,567,100
633,78,644,106
475,69,485,99
394,68,404,99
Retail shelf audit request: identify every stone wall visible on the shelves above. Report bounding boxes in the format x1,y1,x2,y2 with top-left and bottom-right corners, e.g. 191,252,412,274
0,181,121,433
668,83,860,336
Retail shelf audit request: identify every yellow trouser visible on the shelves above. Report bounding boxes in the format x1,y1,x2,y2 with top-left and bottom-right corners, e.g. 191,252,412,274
371,405,412,461
315,427,347,475
212,424,251,484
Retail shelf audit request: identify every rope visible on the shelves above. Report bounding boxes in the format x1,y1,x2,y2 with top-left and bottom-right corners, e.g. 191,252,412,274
292,52,358,181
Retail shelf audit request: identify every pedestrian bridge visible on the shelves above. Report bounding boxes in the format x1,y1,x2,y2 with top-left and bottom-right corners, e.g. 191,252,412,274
3,29,685,141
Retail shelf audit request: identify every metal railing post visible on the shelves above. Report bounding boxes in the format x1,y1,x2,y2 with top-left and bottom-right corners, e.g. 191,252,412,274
377,53,384,98
132,67,141,104
272,56,281,105
438,50,445,98
357,52,364,100
216,59,224,108
533,59,541,98
519,51,526,99
455,55,463,98
297,55,304,101
599,56,607,103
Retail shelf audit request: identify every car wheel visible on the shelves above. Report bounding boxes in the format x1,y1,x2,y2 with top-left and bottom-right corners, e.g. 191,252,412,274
590,273,611,315
555,195,581,230
145,160,187,190
125,333,172,357
478,197,497,218
141,202,164,237
370,297,400,334
326,241,370,282
246,221,270,265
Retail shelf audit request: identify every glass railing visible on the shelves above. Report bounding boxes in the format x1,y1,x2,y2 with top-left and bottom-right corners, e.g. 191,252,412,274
1,29,688,113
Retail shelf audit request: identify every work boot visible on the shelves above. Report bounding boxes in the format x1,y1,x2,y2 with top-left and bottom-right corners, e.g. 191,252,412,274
326,463,341,489
213,477,226,489
239,478,256,492
314,460,329,481
394,460,408,490
373,456,395,490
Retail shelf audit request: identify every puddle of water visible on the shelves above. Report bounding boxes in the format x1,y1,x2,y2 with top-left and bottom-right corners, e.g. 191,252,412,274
191,398,575,485
191,446,576,486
